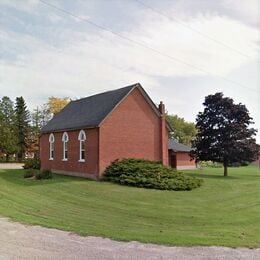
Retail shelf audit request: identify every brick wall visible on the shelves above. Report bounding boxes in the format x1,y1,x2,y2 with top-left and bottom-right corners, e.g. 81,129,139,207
99,88,167,174
176,152,196,169
40,128,99,178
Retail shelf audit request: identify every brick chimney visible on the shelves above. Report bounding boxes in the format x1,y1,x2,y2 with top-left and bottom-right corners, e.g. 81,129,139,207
159,101,168,166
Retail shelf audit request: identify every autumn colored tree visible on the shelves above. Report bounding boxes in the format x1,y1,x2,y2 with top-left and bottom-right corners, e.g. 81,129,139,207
191,93,258,176
166,114,197,145
47,97,70,115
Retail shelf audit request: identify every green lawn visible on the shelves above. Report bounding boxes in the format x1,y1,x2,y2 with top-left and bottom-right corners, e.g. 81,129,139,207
0,166,260,247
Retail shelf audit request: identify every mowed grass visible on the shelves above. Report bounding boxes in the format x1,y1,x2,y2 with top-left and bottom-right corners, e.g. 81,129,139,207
0,166,260,247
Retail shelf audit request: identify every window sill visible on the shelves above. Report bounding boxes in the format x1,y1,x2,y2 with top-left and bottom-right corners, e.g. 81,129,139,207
62,159,68,161
49,158,54,161
78,159,85,163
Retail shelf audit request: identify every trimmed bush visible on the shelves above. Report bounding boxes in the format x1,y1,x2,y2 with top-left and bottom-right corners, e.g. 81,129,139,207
103,158,203,191
23,158,41,170
35,169,53,180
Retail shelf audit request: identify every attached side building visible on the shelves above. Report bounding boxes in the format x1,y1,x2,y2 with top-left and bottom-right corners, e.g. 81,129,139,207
168,139,197,170
40,83,170,179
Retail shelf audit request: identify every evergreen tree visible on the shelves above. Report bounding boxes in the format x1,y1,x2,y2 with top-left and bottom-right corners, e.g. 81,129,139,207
191,93,259,176
0,96,17,161
15,97,30,162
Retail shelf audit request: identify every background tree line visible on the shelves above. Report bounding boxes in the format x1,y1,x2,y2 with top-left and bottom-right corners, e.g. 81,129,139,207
0,94,197,162
0,96,69,162
166,114,197,145
3,91,256,175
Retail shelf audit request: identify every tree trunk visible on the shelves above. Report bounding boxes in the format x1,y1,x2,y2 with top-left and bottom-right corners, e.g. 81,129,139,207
17,152,23,163
224,162,228,177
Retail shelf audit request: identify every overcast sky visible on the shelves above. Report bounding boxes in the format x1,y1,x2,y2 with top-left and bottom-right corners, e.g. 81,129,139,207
0,0,259,142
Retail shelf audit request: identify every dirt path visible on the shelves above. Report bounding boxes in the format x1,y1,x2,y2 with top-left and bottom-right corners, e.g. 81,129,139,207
0,217,260,259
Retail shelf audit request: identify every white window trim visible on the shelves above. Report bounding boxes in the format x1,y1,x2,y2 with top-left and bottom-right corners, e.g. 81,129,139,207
49,133,55,160
78,130,86,162
62,132,69,161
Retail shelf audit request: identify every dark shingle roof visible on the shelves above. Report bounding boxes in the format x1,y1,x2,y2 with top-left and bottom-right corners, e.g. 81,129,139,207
168,139,192,152
41,84,138,133
41,83,159,133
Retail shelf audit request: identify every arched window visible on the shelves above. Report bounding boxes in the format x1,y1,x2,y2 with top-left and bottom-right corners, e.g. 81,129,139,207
62,132,69,161
78,130,86,162
49,133,55,160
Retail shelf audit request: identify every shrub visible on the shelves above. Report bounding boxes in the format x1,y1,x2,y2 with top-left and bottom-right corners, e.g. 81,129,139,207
24,169,38,178
103,158,203,191
23,158,41,170
228,161,249,167
23,168,53,180
199,161,222,168
35,169,53,180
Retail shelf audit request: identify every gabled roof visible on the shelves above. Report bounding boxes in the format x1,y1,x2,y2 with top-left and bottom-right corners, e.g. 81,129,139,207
41,83,167,133
168,139,192,152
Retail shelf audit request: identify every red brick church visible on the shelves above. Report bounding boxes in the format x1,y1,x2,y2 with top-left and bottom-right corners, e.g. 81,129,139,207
40,83,196,179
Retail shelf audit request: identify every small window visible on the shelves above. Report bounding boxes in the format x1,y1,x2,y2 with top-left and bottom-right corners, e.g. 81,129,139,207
62,132,69,161
49,133,55,160
78,130,86,162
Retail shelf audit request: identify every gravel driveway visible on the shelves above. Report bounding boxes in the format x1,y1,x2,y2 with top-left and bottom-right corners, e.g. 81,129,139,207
0,217,260,260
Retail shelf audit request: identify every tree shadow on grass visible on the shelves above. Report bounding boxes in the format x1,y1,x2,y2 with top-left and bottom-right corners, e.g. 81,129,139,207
185,166,260,180
0,169,89,186
184,172,239,180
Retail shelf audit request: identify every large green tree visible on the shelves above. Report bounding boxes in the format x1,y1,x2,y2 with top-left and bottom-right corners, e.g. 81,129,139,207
191,92,259,176
0,96,18,161
166,114,197,145
15,97,30,162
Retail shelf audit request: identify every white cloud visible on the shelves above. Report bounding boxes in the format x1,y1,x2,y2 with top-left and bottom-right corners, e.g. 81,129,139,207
0,1,259,142
222,0,260,26
0,0,39,13
47,13,64,23
127,12,259,76
1,7,259,90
